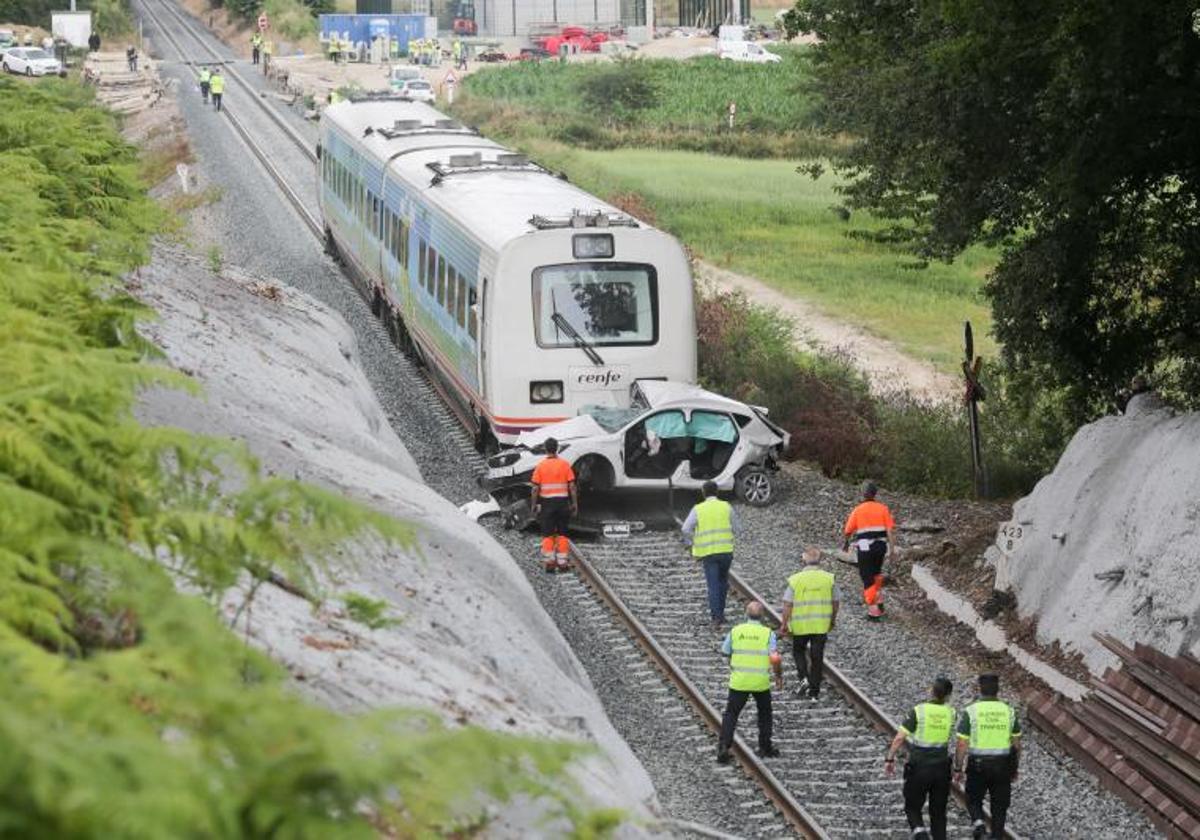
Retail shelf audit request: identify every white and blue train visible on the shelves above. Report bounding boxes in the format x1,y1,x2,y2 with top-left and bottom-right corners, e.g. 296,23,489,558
317,95,696,448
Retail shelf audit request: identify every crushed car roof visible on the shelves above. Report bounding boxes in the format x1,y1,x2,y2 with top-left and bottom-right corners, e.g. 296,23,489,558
635,380,758,415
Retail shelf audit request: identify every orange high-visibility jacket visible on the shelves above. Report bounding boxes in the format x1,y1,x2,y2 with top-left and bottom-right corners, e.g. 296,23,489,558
532,456,575,499
844,500,894,541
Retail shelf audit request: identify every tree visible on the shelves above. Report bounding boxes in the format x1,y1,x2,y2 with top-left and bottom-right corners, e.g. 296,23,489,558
787,0,1200,411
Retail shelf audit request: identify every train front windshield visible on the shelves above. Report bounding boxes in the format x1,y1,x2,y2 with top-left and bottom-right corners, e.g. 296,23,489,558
532,263,658,347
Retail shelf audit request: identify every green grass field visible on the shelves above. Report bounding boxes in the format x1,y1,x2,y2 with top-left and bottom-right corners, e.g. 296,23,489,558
528,145,996,368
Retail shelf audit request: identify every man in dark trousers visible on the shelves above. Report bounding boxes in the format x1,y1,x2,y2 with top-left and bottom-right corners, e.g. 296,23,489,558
681,480,738,627
841,479,895,620
716,601,782,763
778,547,839,700
88,31,100,52
955,673,1021,839
530,437,577,572
885,676,956,839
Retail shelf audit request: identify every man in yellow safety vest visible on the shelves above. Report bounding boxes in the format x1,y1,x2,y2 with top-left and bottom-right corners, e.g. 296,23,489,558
209,69,225,112
955,673,1021,839
716,601,782,764
885,676,956,840
778,547,839,700
251,31,262,64
682,480,738,627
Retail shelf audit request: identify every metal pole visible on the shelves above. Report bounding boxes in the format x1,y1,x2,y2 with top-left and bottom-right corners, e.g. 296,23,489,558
963,320,985,498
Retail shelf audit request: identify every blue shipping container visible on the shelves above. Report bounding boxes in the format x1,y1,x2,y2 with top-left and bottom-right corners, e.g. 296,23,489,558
318,14,434,52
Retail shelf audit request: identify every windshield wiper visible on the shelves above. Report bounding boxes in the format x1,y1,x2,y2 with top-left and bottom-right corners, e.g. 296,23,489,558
552,311,605,366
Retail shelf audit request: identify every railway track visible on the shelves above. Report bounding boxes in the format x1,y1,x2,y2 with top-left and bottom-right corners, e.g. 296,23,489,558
137,0,485,471
135,6,1022,832
570,531,1024,839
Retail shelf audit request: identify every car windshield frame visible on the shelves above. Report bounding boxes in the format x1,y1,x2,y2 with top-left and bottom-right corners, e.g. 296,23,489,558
532,262,659,349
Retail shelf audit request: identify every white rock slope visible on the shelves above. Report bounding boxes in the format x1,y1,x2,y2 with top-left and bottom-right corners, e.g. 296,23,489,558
133,246,660,835
988,394,1200,673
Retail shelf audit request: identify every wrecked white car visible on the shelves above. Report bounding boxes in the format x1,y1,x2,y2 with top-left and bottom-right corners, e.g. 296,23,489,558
481,380,790,507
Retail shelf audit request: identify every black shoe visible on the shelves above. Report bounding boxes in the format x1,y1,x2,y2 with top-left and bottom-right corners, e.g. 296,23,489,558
716,750,732,765
758,745,781,758
972,824,986,840
807,689,820,701
794,677,810,697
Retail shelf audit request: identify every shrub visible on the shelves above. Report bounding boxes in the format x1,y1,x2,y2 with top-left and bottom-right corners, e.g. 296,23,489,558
0,77,593,835
694,283,1071,498
578,59,661,126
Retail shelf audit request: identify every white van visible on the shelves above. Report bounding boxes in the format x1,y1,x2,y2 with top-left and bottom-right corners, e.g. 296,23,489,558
718,40,782,63
389,65,422,90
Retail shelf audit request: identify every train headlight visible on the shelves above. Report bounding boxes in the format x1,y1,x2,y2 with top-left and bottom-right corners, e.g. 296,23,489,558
530,380,564,403
572,233,614,259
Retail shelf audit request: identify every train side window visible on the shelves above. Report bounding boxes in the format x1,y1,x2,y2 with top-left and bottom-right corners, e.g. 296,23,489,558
426,245,437,294
455,273,467,328
467,285,478,340
400,221,409,264
418,241,427,287
446,267,457,318
436,255,447,307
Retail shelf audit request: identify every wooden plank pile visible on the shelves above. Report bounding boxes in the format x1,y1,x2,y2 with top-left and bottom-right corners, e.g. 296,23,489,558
1026,634,1200,839
83,51,163,114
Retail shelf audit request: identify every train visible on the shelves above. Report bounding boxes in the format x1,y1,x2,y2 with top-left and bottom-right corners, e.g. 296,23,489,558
317,94,696,449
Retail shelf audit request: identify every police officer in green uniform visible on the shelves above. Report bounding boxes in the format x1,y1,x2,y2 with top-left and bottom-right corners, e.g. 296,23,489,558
716,601,782,764
955,673,1021,839
885,676,955,839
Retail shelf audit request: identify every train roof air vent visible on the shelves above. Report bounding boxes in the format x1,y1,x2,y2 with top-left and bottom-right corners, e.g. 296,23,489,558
426,154,551,186
528,210,640,230
393,119,422,131
436,119,462,129
376,120,480,140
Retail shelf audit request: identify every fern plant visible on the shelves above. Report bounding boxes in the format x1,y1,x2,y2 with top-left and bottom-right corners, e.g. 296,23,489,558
0,77,602,837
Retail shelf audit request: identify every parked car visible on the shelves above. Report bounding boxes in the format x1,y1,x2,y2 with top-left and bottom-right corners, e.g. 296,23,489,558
0,29,16,48
481,380,790,508
389,65,422,90
2,47,63,76
397,78,435,102
476,48,507,62
717,41,782,63
517,46,550,61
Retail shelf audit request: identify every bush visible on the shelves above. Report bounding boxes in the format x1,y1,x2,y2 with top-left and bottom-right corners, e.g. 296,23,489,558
694,284,1072,498
0,77,593,835
578,59,661,126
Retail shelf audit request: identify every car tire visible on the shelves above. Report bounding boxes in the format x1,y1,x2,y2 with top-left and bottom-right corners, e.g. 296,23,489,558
574,455,614,493
735,465,773,507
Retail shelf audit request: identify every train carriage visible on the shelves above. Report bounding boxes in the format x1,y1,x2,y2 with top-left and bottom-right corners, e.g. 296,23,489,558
317,95,696,448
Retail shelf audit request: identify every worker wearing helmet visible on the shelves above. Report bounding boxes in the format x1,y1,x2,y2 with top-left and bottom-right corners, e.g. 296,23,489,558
842,479,895,620
530,437,577,572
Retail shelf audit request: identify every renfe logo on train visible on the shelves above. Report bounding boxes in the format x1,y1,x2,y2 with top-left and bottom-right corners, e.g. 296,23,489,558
570,366,629,390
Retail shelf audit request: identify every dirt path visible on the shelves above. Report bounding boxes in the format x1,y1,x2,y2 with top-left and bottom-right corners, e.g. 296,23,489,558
695,260,961,403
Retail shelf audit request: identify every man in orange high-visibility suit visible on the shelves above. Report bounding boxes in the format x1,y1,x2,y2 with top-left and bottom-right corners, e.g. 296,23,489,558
531,437,578,573
842,480,895,620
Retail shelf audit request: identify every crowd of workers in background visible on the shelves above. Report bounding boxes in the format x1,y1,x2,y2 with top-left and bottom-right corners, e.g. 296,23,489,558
530,447,1021,840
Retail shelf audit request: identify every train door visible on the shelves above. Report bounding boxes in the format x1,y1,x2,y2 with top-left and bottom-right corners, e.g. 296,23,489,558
476,276,488,404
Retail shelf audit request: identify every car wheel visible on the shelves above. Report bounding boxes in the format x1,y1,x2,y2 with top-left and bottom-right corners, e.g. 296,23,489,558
735,465,773,507
574,455,614,493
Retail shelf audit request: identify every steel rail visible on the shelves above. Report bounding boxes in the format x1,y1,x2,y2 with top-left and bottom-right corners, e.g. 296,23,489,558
728,567,1026,840
138,0,322,239
151,0,317,163
568,543,831,840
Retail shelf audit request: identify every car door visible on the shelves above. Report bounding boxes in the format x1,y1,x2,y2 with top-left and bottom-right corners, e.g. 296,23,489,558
620,408,688,488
